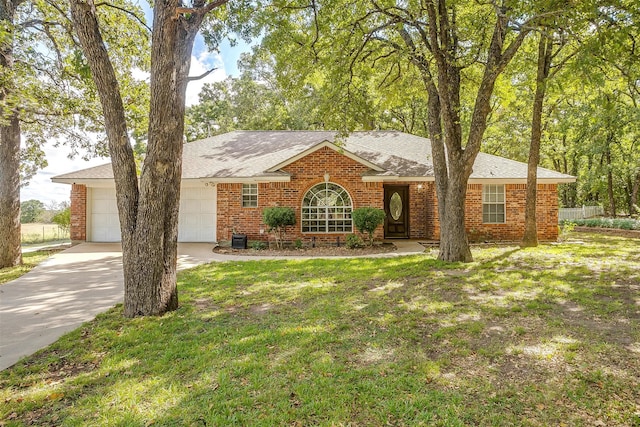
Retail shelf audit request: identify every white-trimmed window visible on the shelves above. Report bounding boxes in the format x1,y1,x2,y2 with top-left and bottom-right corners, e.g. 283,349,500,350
302,182,353,233
482,184,505,223
242,184,258,208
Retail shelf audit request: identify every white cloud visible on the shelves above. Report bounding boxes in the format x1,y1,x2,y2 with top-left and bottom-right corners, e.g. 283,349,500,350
185,50,227,106
20,141,109,204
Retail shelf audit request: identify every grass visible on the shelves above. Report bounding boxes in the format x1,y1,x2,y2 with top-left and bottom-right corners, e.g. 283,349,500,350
1,233,639,426
0,250,62,285
20,223,70,245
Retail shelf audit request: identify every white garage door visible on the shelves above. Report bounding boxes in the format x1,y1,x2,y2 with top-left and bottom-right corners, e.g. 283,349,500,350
178,187,217,242
89,186,217,243
90,188,121,242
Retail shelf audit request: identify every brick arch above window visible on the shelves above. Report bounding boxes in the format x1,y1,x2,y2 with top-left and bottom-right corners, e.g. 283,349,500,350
301,182,353,233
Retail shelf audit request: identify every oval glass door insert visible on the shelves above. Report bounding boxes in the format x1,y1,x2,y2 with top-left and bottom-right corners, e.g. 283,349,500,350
390,192,402,220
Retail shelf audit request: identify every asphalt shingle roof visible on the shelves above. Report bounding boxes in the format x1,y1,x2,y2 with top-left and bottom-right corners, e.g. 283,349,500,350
52,130,574,182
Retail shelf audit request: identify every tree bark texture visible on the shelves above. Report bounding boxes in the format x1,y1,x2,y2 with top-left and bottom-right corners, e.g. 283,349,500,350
417,3,529,262
605,144,616,217
0,0,22,268
522,31,553,247
631,170,640,215
70,0,204,316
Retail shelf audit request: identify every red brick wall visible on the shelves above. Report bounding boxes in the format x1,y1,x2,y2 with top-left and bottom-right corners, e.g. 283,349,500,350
70,184,87,242
216,147,560,244
216,146,385,244
425,183,558,241
464,183,558,241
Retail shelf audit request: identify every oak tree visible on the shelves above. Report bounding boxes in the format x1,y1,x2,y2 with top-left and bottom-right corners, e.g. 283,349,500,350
70,0,232,316
262,0,567,261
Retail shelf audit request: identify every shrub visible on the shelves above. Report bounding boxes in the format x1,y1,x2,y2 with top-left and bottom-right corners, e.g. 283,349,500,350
262,207,296,249
562,217,640,231
345,234,364,249
559,221,576,241
294,238,303,249
52,208,71,233
352,207,386,246
250,241,267,250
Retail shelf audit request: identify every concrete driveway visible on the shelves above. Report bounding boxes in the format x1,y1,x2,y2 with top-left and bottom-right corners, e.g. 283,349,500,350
0,243,224,371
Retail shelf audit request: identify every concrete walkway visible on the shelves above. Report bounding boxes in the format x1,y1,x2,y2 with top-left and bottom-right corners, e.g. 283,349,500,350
0,241,425,371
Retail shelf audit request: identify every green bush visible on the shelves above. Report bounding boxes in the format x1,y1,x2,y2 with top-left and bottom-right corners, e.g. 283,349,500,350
345,234,364,249
262,207,296,249
558,221,576,241
52,208,71,233
250,241,267,250
294,238,303,249
352,207,386,246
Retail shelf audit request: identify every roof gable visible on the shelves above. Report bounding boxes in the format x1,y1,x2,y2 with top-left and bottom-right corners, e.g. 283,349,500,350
265,140,386,173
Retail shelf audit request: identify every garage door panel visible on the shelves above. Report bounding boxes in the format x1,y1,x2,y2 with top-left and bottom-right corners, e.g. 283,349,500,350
177,186,216,242
181,199,200,214
90,189,121,242
90,186,216,243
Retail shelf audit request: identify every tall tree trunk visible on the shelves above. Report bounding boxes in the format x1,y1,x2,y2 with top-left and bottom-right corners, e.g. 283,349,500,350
70,0,206,317
420,4,528,262
605,142,616,217
0,0,22,268
523,31,553,247
631,169,640,215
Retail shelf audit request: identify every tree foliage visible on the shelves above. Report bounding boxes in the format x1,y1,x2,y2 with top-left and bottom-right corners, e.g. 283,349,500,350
0,0,150,268
52,207,71,232
20,199,45,223
254,0,575,261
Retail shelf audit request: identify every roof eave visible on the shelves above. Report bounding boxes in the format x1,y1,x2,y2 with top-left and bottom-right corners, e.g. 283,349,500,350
51,178,115,186
361,175,435,182
467,177,577,184
200,175,291,184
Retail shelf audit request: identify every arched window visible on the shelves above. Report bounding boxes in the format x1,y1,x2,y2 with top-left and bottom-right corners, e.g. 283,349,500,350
302,182,353,233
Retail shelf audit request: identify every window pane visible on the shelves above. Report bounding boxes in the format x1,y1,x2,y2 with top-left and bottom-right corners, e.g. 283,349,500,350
242,184,258,207
301,182,353,233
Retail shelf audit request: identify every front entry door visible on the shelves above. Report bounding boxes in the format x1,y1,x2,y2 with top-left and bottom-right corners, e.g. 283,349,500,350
384,185,409,238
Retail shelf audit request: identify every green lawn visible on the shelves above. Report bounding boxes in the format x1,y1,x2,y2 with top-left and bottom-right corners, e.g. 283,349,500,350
1,233,639,426
0,250,61,286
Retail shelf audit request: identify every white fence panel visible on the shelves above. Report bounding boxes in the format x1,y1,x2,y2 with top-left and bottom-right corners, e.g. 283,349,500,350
558,205,604,221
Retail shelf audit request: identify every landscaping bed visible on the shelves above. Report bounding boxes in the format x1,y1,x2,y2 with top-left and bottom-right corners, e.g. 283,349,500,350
574,226,640,239
214,242,397,257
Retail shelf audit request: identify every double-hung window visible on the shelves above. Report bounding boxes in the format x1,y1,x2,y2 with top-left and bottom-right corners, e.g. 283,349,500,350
242,184,258,208
482,184,505,223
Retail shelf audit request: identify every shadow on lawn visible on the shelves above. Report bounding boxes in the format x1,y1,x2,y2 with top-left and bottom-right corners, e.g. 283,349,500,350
2,235,639,425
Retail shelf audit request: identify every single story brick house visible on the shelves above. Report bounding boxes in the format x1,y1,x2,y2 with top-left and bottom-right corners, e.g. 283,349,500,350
52,130,575,244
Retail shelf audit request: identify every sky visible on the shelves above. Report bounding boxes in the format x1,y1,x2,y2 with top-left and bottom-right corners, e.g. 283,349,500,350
20,4,252,205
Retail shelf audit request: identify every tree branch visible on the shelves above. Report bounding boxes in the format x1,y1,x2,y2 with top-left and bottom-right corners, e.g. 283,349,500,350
187,67,218,82
176,0,230,17
95,1,151,32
